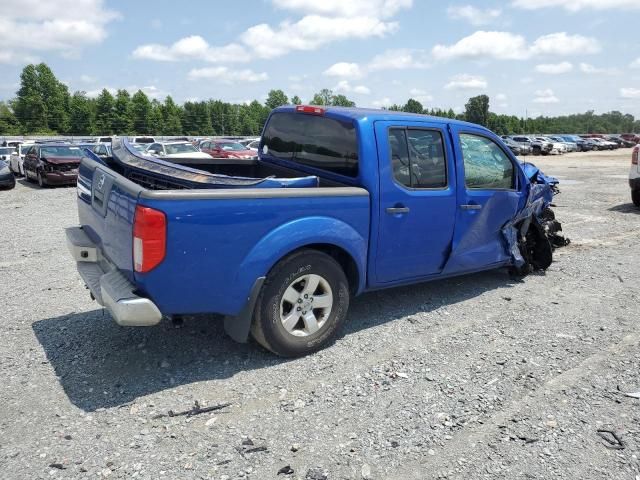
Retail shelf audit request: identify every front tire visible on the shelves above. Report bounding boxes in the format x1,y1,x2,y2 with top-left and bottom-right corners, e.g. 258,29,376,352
37,170,46,188
632,189,640,207
251,249,350,357
24,168,33,182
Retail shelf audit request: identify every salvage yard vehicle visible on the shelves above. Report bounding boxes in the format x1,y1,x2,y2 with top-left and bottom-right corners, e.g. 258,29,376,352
199,139,257,159
631,146,640,207
0,160,16,190
8,142,33,176
0,146,15,162
23,143,83,187
510,136,553,155
146,141,214,161
66,106,566,357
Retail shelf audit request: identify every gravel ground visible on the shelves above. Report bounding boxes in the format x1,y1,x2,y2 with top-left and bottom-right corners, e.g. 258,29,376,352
1,149,639,480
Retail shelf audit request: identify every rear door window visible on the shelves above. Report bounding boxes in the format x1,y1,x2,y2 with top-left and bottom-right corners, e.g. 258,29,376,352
389,129,447,189
460,133,515,190
262,112,359,177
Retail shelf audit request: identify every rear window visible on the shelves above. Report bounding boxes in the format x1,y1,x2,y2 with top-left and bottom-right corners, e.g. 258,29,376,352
262,112,358,177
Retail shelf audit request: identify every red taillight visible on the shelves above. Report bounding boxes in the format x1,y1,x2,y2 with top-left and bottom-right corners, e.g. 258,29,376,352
133,205,166,273
633,146,639,165
296,105,325,115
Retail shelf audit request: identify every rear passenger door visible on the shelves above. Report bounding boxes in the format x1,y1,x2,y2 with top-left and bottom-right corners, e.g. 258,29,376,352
444,125,525,273
374,121,457,283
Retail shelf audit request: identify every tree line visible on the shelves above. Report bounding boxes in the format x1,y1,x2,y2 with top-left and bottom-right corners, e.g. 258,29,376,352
0,63,638,136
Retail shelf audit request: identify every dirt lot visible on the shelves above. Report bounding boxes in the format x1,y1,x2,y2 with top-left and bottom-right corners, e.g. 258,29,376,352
0,149,639,480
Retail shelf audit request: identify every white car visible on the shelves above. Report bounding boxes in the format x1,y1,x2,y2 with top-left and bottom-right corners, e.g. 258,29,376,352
9,142,34,176
145,141,213,160
0,146,15,162
630,146,639,207
130,136,156,144
536,137,566,155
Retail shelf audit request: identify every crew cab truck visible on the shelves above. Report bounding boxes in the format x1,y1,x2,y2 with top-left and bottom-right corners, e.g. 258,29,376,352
66,106,562,357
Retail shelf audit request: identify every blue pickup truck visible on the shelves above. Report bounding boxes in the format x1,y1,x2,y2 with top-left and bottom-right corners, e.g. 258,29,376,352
66,105,565,356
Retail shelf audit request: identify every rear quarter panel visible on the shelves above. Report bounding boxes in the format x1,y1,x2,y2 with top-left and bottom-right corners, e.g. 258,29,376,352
135,192,370,316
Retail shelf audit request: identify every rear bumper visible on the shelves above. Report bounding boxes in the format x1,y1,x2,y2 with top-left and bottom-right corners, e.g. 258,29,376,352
65,226,162,326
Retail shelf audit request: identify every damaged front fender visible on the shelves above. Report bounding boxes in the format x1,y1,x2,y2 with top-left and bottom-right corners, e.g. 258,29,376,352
502,162,570,274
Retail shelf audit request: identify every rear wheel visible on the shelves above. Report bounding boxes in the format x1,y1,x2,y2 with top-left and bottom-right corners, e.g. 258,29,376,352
632,189,640,207
251,249,350,357
24,168,33,182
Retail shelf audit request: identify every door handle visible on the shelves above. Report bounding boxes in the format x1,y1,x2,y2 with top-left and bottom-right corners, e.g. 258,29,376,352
460,204,482,210
386,206,410,214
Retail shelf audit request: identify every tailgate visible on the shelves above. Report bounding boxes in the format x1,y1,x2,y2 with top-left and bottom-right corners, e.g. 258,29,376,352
76,155,144,282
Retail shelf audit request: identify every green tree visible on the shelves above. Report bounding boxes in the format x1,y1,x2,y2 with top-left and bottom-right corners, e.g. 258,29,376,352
0,102,21,134
14,64,47,133
464,95,490,127
183,101,212,135
402,98,424,114
332,94,355,107
130,90,152,133
265,89,289,110
68,91,94,135
291,95,302,105
112,89,132,134
310,89,334,106
94,89,115,134
161,96,183,135
149,99,165,135
35,63,70,133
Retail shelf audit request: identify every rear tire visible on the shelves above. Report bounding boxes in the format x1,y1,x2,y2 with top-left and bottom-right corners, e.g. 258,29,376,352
24,168,33,182
37,171,46,188
632,189,640,208
251,249,350,357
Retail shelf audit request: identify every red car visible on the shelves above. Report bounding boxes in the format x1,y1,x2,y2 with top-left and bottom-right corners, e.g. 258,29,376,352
199,140,256,159
620,133,640,144
23,143,83,187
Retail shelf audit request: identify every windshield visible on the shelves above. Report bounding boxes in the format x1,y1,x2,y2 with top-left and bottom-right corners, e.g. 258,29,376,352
217,142,248,151
41,146,83,157
165,143,198,154
0,147,15,154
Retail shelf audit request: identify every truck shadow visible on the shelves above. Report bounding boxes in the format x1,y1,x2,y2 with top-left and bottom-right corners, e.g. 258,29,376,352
33,269,520,412
608,203,640,214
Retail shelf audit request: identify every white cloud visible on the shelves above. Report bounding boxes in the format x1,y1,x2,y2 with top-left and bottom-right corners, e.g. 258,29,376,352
495,93,508,108
579,63,620,75
444,74,488,90
272,0,413,18
133,36,248,63
334,80,371,95
133,0,410,64
0,0,119,58
512,0,640,11
533,89,559,103
188,67,268,83
241,16,399,59
0,50,39,64
529,32,600,56
408,88,434,103
80,74,96,83
367,48,429,71
372,97,392,108
535,61,573,74
620,87,640,99
324,62,363,78
85,87,117,98
433,31,600,61
630,58,640,69
447,5,502,25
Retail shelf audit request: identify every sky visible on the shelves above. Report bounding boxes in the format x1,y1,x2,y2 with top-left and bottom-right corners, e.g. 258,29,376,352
1,0,640,117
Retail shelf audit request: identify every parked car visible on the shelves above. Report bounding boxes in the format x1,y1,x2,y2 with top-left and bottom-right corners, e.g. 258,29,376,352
0,159,16,190
534,137,566,154
548,136,578,152
605,135,635,148
558,135,592,152
631,146,640,207
245,139,261,152
620,133,640,144
130,136,155,144
146,141,214,160
510,136,553,155
502,137,532,156
92,143,112,161
590,138,617,150
199,140,256,159
66,105,566,357
0,146,15,162
9,142,34,176
94,136,112,143
23,143,83,187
